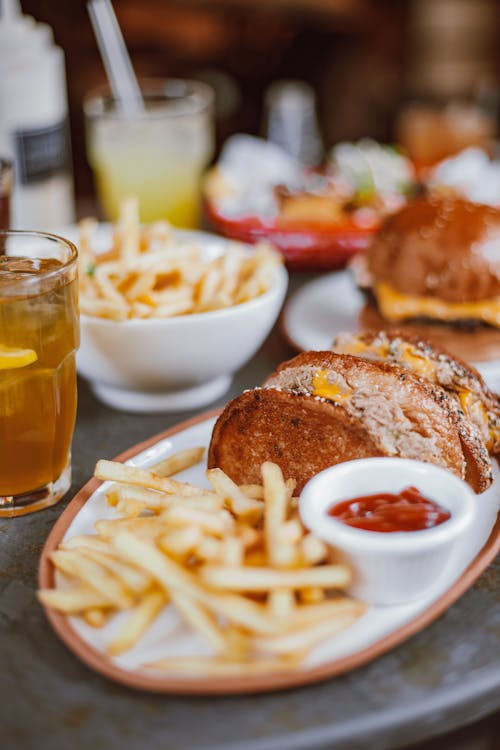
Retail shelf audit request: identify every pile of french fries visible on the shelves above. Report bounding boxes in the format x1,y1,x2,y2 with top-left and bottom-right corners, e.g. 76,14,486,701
78,197,281,321
38,448,365,677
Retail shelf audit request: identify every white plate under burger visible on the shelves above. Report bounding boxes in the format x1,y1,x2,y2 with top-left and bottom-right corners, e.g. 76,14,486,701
282,270,500,393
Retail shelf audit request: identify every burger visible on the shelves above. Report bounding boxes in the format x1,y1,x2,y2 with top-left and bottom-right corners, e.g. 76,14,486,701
332,329,500,453
353,195,500,362
208,349,493,494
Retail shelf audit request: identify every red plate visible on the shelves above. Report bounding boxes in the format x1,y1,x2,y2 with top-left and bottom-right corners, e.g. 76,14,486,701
204,200,377,272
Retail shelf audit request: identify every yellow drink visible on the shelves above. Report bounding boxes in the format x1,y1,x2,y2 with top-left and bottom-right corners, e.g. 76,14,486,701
85,79,215,227
90,148,202,227
0,238,79,516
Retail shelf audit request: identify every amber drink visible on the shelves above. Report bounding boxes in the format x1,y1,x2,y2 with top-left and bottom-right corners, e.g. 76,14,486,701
0,232,79,516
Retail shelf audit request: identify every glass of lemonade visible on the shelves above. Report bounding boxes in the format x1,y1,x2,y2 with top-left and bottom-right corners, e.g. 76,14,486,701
84,79,215,228
0,231,79,517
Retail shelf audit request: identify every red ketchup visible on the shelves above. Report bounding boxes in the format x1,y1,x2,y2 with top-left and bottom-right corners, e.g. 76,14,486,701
328,486,451,532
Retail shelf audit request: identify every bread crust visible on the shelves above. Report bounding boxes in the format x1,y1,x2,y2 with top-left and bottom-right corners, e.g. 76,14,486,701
365,197,500,303
208,389,384,490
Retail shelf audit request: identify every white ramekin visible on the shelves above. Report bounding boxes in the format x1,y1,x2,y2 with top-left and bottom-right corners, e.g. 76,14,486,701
299,457,476,605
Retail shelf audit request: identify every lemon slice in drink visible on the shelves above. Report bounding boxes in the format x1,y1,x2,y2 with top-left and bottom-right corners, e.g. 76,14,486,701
0,345,38,370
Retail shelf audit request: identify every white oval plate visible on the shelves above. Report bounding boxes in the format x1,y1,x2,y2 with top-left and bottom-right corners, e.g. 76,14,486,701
39,411,500,694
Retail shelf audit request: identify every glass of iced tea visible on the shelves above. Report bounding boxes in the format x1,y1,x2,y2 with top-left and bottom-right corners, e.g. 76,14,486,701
0,231,79,516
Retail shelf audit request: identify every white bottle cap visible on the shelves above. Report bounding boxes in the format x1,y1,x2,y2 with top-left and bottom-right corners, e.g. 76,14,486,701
0,0,53,69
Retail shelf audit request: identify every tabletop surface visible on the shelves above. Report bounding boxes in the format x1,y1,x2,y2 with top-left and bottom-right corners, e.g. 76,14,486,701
2,279,500,750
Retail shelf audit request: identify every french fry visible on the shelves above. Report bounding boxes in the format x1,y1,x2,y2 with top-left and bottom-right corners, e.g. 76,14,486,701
107,485,222,513
200,565,351,591
76,547,152,595
95,517,165,540
94,265,127,307
40,457,364,672
107,591,166,655
149,446,205,477
221,536,244,567
80,297,128,321
206,468,263,520
262,461,288,555
95,460,212,497
287,598,365,629
278,519,303,545
160,506,234,536
49,550,134,609
112,497,145,519
83,608,110,628
253,607,364,656
78,200,282,321
119,195,140,263
61,534,112,552
158,526,202,559
238,484,264,500
300,534,328,565
236,525,261,550
37,587,113,613
110,531,278,635
262,461,295,618
298,587,325,605
170,591,229,655
194,536,223,563
122,270,156,302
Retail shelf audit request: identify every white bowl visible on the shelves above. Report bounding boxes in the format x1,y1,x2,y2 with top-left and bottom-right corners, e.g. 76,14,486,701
76,229,288,412
299,458,476,605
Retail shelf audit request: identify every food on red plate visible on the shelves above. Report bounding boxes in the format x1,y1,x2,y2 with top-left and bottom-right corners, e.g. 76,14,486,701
331,330,500,453
205,136,415,230
208,350,492,495
203,136,416,270
352,195,500,362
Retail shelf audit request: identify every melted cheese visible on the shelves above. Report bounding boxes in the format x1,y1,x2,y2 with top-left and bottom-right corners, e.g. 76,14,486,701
458,389,496,449
335,340,389,359
338,338,436,379
374,282,500,329
398,344,437,380
312,370,352,402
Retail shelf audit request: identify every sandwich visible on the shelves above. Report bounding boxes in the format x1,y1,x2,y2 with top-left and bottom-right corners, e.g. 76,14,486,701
208,350,493,494
331,329,500,454
353,195,500,361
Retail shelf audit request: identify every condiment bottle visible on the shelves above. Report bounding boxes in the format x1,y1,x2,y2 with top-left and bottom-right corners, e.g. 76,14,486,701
0,0,74,228
264,80,323,167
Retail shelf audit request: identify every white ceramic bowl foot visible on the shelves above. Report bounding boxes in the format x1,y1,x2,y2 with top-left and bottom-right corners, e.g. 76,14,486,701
91,375,232,413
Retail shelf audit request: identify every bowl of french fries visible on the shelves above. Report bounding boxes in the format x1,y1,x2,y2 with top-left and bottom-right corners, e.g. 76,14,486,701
38,445,366,692
74,198,287,413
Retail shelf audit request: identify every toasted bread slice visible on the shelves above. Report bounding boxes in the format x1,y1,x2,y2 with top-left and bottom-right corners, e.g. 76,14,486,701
332,330,500,454
208,351,491,493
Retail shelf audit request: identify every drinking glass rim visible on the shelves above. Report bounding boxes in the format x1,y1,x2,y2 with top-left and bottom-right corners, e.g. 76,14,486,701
0,229,78,284
84,77,214,121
